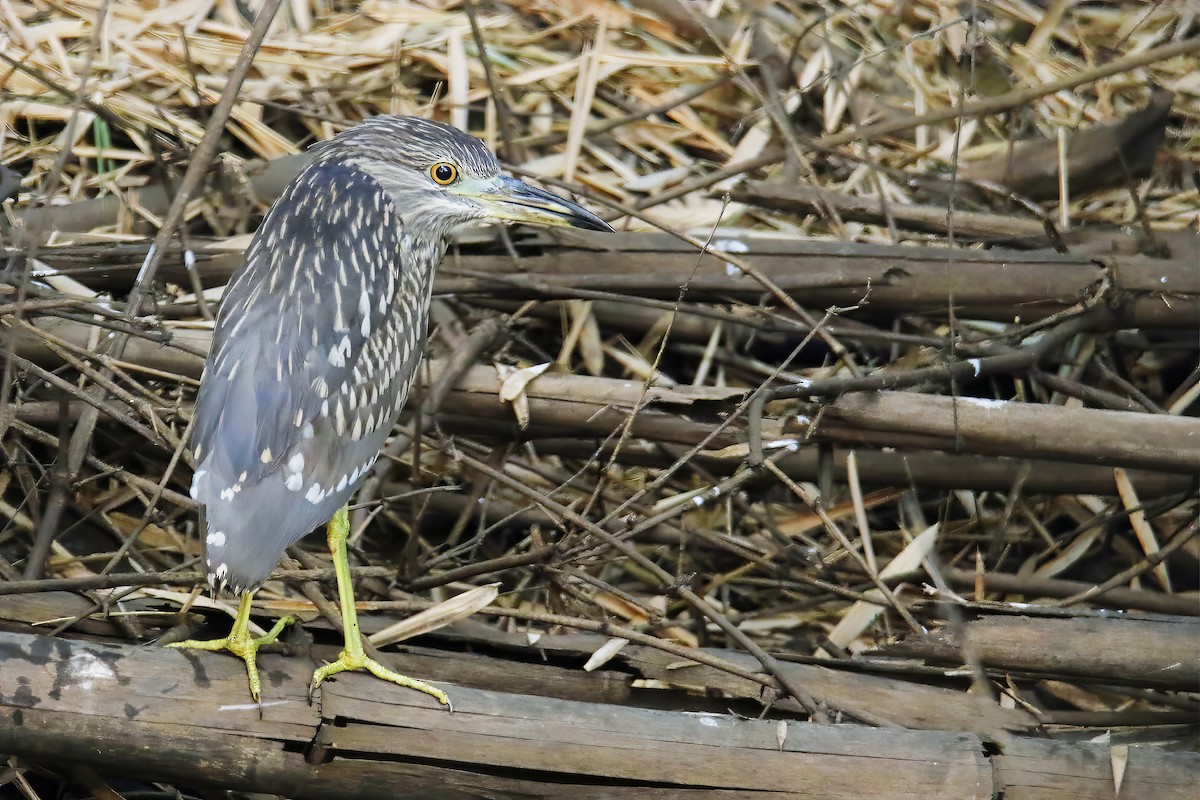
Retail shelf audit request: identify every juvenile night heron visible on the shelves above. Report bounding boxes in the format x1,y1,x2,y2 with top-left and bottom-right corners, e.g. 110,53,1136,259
171,116,612,703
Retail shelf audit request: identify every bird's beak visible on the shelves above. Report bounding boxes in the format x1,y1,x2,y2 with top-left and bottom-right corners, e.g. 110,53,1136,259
471,175,614,232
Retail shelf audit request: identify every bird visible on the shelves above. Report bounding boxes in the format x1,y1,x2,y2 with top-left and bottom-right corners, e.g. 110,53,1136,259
169,115,613,704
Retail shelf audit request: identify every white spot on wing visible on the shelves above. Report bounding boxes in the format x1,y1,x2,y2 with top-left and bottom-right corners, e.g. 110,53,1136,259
333,282,347,331
206,530,226,548
359,291,371,336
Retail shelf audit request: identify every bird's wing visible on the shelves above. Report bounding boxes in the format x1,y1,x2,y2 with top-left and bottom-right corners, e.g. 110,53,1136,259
190,161,430,590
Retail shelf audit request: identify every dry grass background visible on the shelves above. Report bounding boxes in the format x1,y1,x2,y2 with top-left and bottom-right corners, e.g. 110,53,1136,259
1,0,1199,795
3,0,1197,231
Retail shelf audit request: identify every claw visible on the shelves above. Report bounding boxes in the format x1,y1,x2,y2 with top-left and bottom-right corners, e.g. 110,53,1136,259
309,649,451,708
167,592,293,702
311,506,452,710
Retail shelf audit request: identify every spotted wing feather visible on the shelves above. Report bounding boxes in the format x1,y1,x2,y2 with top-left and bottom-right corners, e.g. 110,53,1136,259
191,161,434,592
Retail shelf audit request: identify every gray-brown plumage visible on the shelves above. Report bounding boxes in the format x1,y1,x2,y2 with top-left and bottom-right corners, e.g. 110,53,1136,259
190,116,611,593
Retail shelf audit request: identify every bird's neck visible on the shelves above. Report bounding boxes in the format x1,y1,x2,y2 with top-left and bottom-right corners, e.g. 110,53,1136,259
397,227,449,276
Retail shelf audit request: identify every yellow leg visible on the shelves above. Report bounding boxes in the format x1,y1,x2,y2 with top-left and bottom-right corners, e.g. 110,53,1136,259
309,506,451,709
167,591,293,702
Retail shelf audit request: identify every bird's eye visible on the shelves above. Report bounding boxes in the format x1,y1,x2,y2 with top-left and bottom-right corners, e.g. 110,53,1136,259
430,162,458,185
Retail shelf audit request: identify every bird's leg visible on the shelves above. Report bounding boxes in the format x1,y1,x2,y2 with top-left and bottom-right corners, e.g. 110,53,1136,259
167,591,294,702
309,505,450,708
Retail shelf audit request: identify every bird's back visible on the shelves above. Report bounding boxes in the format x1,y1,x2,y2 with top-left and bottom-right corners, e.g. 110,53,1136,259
191,160,442,591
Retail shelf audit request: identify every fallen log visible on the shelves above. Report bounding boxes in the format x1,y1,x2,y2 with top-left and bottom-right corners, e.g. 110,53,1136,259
8,394,1196,498
12,317,1200,491
818,391,1200,474
877,615,1200,691
12,230,1200,327
2,630,1197,799
937,569,1200,619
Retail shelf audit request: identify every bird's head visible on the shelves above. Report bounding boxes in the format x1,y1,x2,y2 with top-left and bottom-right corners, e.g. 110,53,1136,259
313,115,613,239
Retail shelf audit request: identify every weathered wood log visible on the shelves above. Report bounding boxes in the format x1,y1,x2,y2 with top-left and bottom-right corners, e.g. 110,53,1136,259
12,317,1200,490
2,153,314,242
0,592,1033,737
877,615,1200,690
818,390,1200,474
14,230,1200,327
416,623,1036,737
1,630,1197,799
510,439,1198,499
733,179,1200,261
9,392,1196,498
937,569,1200,619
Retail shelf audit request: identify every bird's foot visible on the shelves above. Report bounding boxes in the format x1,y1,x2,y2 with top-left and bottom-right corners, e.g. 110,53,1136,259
167,615,294,702
309,650,451,710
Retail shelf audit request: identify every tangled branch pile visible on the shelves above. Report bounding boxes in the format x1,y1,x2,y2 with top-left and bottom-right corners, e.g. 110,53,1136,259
1,0,1198,796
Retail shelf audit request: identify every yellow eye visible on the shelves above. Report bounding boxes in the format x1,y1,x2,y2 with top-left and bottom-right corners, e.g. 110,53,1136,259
430,162,458,185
